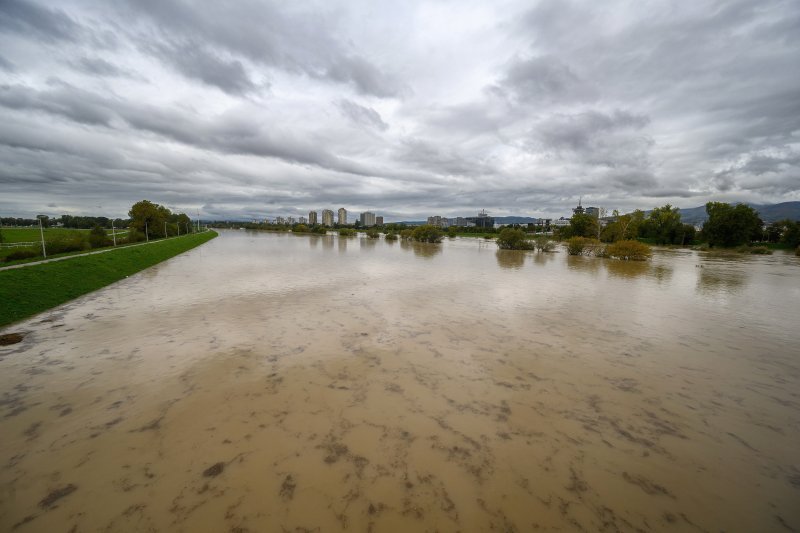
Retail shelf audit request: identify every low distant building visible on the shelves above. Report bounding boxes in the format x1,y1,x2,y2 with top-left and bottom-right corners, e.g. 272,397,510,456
427,215,443,227
287,217,296,225
449,217,468,227
360,211,376,226
338,208,347,225
299,217,307,224
375,216,384,225
322,209,335,227
552,217,570,228
308,211,318,225
276,216,286,225
466,209,494,229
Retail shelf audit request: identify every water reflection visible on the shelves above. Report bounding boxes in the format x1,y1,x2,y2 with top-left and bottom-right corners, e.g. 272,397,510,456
565,254,601,276
696,266,747,295
321,235,334,250
360,237,377,250
532,251,557,265
337,236,348,253
400,240,442,258
495,250,526,269
605,259,651,279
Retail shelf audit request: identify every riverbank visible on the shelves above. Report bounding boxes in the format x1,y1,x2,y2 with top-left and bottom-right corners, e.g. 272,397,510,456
0,231,217,328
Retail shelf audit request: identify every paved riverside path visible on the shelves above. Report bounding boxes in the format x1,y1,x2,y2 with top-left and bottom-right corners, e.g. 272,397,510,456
0,233,207,272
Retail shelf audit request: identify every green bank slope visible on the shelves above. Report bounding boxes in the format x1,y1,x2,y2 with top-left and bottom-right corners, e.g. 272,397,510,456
0,231,217,328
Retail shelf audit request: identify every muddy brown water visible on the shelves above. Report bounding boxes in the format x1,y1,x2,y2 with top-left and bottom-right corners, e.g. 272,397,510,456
1,230,799,532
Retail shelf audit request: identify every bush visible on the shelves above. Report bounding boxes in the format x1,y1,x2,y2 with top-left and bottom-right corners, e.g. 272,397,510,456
47,235,89,254
411,225,443,243
5,248,40,262
748,246,772,255
534,236,555,252
566,237,593,256
366,229,380,239
384,232,398,241
606,240,652,261
293,224,310,233
496,228,533,250
89,225,109,248
447,227,458,238
338,228,356,237
400,229,413,240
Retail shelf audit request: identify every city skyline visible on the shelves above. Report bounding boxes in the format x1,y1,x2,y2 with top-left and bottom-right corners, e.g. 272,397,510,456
1,1,798,221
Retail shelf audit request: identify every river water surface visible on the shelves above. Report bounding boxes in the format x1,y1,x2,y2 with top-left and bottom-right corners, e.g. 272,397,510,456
1,230,799,532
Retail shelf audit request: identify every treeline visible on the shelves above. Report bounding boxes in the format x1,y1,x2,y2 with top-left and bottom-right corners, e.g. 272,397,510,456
559,202,799,249
0,215,130,228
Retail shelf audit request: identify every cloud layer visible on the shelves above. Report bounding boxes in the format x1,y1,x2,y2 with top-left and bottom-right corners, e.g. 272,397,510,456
1,0,798,220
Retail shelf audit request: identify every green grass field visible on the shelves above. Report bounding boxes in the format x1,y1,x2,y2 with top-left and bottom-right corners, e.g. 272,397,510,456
0,231,217,328
0,227,90,243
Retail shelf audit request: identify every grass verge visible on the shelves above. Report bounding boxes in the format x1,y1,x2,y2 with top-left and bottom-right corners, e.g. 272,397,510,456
0,231,217,328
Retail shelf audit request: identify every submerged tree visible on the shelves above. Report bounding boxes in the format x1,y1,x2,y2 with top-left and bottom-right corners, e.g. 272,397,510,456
702,202,763,247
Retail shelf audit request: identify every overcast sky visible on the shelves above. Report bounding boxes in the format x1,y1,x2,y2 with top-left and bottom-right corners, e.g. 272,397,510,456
1,0,798,221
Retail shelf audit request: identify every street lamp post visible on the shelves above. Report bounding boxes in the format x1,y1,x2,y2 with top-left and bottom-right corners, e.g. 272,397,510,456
38,217,47,258
111,220,117,246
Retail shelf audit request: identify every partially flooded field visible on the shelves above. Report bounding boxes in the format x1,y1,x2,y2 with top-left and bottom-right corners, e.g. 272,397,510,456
1,230,799,532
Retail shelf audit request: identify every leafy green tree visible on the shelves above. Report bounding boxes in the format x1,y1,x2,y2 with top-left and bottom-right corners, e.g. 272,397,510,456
293,224,310,233
496,228,533,250
640,204,682,244
602,209,645,242
447,227,458,238
129,200,168,238
702,202,763,247
564,213,598,238
411,224,443,243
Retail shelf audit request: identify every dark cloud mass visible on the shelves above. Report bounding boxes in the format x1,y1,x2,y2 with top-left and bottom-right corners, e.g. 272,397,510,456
0,0,798,220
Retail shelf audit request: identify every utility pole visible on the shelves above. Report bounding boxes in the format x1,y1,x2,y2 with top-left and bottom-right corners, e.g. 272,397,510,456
164,221,167,238
38,217,47,258
145,221,149,242
112,220,117,246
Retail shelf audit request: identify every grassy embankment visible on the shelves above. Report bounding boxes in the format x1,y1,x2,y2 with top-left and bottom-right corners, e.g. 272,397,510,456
0,231,217,328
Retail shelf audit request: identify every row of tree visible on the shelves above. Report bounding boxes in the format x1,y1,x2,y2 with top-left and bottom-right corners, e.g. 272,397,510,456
560,202,797,248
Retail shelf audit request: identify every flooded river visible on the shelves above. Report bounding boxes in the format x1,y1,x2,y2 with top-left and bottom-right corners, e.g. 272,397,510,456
1,230,799,532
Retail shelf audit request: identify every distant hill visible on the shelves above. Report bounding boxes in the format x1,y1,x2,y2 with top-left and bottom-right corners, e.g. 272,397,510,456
398,202,800,226
679,201,800,225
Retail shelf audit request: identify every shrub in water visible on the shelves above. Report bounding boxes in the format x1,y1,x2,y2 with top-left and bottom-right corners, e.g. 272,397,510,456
748,246,772,255
338,228,356,237
606,240,652,261
384,232,398,241
496,228,533,250
400,229,413,240
411,225,443,243
366,229,380,239
566,237,592,256
535,236,555,252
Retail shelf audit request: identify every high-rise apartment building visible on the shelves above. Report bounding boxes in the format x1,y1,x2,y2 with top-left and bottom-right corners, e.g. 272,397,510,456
360,211,376,226
375,216,384,225
322,209,335,227
308,211,317,225
338,208,347,225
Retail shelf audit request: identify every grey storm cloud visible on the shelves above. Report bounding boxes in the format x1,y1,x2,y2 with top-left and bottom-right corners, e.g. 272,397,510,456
0,0,81,43
336,99,389,131
149,40,261,95
0,0,798,220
